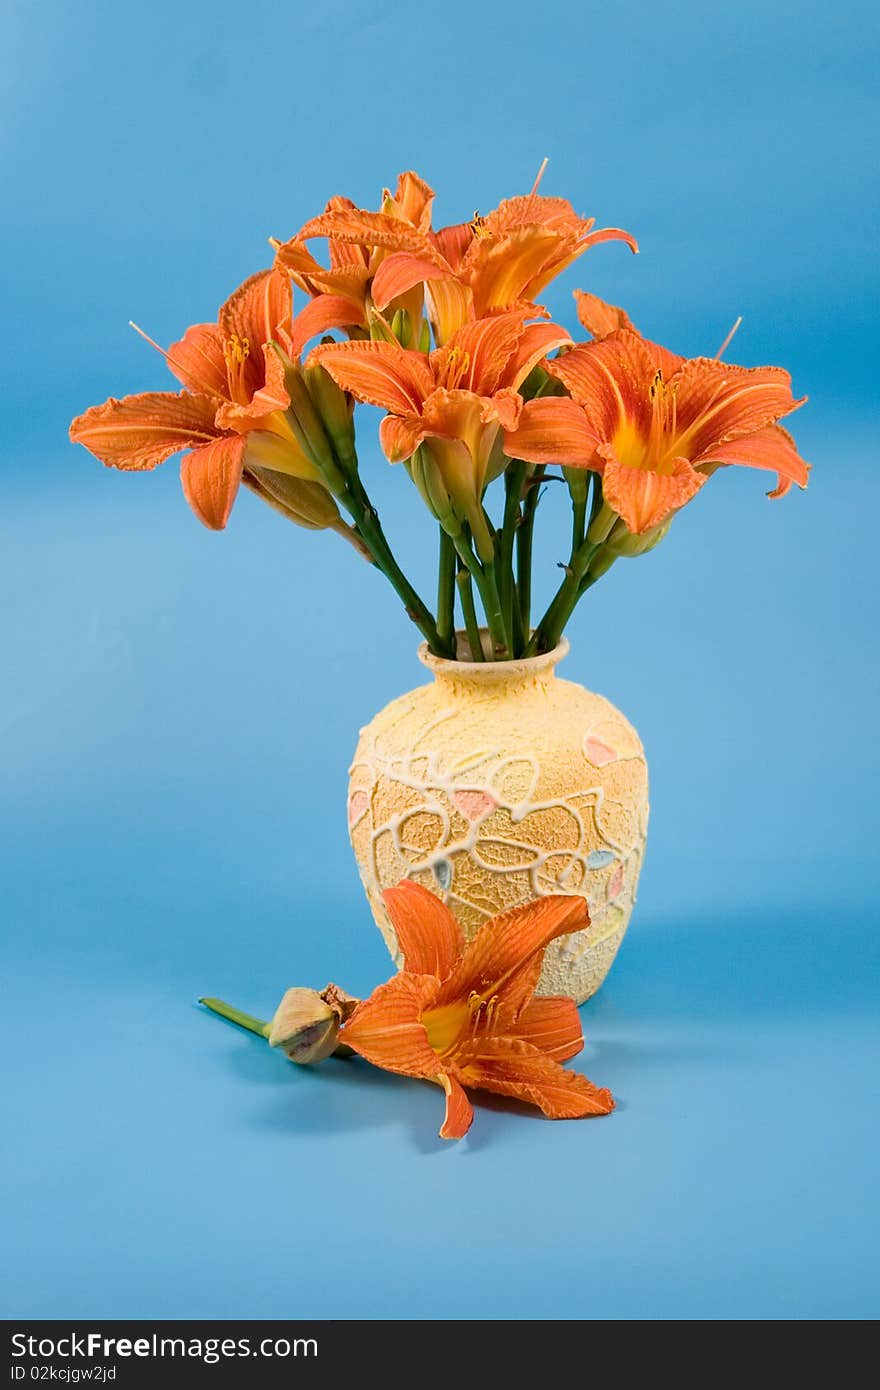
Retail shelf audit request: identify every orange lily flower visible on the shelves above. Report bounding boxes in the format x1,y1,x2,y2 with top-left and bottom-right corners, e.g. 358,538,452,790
274,171,460,353
369,192,638,343
70,270,330,530
340,881,614,1140
277,177,637,348
310,311,570,553
503,320,810,535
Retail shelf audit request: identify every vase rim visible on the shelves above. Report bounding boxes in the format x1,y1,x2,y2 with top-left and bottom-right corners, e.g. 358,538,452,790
418,631,569,679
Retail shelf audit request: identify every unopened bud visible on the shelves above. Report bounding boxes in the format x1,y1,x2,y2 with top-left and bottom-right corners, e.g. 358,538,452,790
268,983,359,1064
247,466,342,530
605,516,672,557
304,359,357,475
586,500,618,545
407,446,461,537
391,308,411,347
367,309,398,344
270,344,347,496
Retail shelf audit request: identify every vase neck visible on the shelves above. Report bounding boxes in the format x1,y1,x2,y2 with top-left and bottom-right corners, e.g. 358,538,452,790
418,636,569,698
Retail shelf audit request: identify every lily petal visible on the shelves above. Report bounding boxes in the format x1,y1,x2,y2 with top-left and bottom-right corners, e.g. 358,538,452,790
180,433,246,530
434,312,530,395
601,452,706,534
480,387,521,433
290,293,368,357
694,422,810,495
438,1072,474,1140
219,269,292,356
309,340,434,414
579,226,639,255
461,1041,615,1118
298,208,430,255
382,880,464,978
371,250,451,312
479,194,587,238
214,345,290,433
574,290,636,339
273,237,330,291
69,391,218,470
499,320,573,391
509,995,584,1062
434,895,590,1019
671,358,806,455
431,221,474,271
465,226,563,313
546,332,657,437
323,195,370,270
387,171,435,233
166,322,228,398
425,277,475,345
379,413,428,463
503,396,600,467
340,973,440,1079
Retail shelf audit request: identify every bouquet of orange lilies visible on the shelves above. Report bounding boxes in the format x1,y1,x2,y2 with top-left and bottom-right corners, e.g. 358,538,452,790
70,164,809,659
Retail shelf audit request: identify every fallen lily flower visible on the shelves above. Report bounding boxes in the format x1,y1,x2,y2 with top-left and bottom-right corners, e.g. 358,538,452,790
200,882,613,1140
341,882,614,1138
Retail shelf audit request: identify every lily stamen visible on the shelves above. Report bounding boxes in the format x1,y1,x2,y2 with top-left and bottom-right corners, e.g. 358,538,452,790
715,314,743,360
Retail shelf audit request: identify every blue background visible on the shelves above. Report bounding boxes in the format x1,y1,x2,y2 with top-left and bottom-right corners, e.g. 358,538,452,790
3,0,878,1321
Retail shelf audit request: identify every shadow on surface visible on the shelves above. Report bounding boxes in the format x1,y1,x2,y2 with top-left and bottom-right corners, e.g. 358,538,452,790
212,1028,612,1153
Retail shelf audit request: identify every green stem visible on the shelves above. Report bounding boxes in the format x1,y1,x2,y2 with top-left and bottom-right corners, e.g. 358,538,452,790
482,560,510,657
580,545,618,592
337,472,450,656
588,473,605,530
456,565,485,660
527,535,603,656
199,997,270,1039
516,465,544,638
452,533,509,657
571,489,587,554
501,461,527,656
436,527,456,653
509,574,526,655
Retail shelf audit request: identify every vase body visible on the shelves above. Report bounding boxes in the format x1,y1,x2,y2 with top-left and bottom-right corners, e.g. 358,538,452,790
348,639,648,1003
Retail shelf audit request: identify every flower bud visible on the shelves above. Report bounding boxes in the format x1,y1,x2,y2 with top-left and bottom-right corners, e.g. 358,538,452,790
367,309,398,344
304,357,357,476
586,499,618,546
391,308,411,347
270,343,347,496
407,446,461,537
605,515,672,557
268,988,339,1063
267,983,359,1064
247,466,342,530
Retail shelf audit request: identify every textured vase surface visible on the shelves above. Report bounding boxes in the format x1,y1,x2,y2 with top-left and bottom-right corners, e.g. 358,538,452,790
348,638,649,1003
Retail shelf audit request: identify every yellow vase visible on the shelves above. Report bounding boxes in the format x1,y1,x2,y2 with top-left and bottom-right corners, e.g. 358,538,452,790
348,638,649,1003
